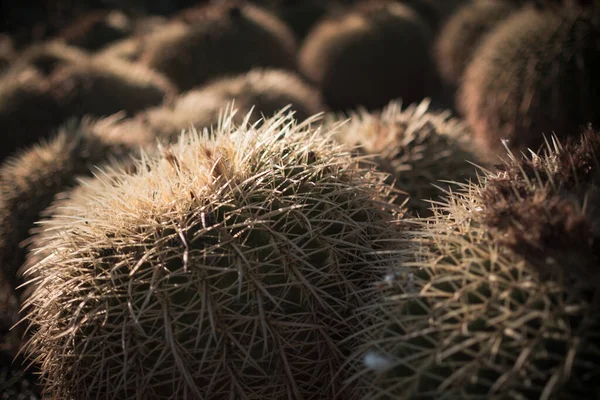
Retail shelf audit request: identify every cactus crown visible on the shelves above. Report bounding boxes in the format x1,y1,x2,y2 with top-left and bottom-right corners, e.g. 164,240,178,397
345,129,600,399
332,99,479,216
22,108,404,399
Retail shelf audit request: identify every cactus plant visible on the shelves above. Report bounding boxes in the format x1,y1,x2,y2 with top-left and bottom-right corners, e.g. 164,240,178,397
48,54,177,118
435,0,517,86
12,41,88,76
331,99,482,216
58,9,132,51
1,269,42,400
138,68,326,141
299,0,436,111
140,1,297,92
458,3,600,156
22,109,404,400
0,67,65,160
0,116,141,288
0,34,15,75
344,129,600,399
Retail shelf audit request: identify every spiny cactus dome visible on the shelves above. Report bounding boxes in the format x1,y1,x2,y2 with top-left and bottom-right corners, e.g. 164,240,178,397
435,0,517,86
0,116,142,288
140,1,297,92
331,99,482,216
344,129,600,399
458,3,600,156
22,109,405,400
299,0,436,111
139,69,326,141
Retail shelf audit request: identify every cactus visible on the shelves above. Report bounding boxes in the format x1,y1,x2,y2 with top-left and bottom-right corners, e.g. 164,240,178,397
344,130,600,399
267,0,332,40
435,0,517,86
1,270,42,400
458,3,600,156
57,10,132,51
140,1,297,92
0,67,65,160
0,34,15,75
48,55,177,119
12,41,88,76
299,0,436,111
22,109,404,400
332,99,482,216
138,69,326,141
0,116,141,289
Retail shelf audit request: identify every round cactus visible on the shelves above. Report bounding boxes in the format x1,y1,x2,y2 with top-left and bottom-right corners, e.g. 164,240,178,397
458,3,600,156
0,34,15,75
435,0,517,86
267,0,333,40
57,9,132,51
0,116,142,289
12,41,88,76
22,109,404,400
0,67,65,160
48,55,177,118
344,129,600,399
332,99,482,216
299,0,436,111
138,68,326,141
1,269,42,399
140,1,297,92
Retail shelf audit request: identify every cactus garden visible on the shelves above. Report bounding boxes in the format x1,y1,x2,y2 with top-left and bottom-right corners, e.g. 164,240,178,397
0,0,599,399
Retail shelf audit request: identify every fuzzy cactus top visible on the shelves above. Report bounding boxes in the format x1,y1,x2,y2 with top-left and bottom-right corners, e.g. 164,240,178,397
22,109,405,400
458,3,600,155
140,1,297,92
299,0,436,111
331,99,482,216
345,129,600,399
138,69,326,141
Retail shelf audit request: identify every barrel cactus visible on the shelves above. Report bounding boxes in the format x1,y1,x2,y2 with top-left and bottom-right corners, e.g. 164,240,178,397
138,68,326,141
458,3,600,156
140,1,297,92
345,129,600,399
0,116,141,289
57,9,132,51
13,41,88,76
299,0,436,111
0,67,64,160
435,0,517,86
332,99,482,216
22,109,404,399
49,54,177,118
1,269,42,399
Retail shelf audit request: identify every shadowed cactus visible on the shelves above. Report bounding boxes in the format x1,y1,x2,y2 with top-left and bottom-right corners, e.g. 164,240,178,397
0,116,143,288
140,1,297,92
343,129,600,399
48,55,177,118
138,69,326,140
458,3,600,156
57,9,132,51
12,41,88,76
266,0,333,39
331,99,482,216
1,270,42,399
21,109,405,400
435,0,517,86
0,34,15,74
0,67,65,160
298,0,436,111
